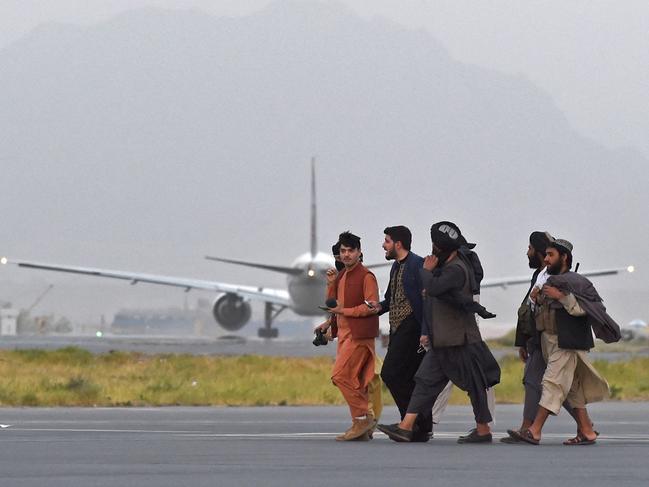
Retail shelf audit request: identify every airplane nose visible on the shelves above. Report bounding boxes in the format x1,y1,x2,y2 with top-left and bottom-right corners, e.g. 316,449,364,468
0,257,7,265
307,268,315,277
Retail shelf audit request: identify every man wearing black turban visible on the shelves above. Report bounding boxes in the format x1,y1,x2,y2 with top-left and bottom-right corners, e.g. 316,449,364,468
511,238,610,445
378,221,500,444
501,232,592,443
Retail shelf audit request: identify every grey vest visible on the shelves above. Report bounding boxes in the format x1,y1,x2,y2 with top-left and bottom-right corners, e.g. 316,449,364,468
428,258,482,348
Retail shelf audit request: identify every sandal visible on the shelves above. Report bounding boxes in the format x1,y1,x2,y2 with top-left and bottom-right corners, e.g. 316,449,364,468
511,428,540,445
563,434,596,446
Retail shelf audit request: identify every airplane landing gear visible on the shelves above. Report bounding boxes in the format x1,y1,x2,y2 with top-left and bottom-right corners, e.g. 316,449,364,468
258,302,286,338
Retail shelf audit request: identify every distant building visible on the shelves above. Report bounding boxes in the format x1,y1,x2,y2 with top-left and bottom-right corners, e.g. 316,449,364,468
0,308,19,336
111,307,202,335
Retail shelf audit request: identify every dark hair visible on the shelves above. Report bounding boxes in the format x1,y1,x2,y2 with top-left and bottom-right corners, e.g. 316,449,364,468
384,225,412,251
338,231,361,250
547,243,573,270
331,242,341,256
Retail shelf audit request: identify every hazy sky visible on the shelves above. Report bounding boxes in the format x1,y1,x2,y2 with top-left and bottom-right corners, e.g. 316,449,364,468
0,0,645,332
1,0,647,158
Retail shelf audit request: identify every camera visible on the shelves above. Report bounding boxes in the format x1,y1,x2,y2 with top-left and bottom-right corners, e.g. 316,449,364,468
313,328,329,346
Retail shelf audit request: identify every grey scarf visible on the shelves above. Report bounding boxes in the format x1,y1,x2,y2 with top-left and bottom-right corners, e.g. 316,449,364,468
546,271,621,343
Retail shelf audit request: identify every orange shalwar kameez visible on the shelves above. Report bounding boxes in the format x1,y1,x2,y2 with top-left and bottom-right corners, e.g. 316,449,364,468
329,269,379,418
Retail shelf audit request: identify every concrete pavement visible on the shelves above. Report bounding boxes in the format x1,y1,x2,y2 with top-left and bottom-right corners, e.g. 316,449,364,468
1,403,648,487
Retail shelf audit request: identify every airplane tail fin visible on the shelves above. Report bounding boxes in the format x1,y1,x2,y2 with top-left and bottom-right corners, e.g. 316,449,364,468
205,160,320,276
205,256,302,276
310,157,317,258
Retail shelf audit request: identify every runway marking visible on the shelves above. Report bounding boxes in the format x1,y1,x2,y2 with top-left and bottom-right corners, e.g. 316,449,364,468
0,420,355,425
4,427,648,443
2,428,202,434
176,432,649,442
5,419,649,428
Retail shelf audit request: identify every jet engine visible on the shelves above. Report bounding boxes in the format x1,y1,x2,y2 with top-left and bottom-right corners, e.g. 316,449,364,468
212,294,252,331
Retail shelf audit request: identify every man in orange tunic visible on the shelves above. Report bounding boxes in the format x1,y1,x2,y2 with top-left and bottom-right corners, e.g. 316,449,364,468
325,231,380,441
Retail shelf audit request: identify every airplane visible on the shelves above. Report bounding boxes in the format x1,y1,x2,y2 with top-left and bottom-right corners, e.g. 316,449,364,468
1,159,381,338
0,159,635,338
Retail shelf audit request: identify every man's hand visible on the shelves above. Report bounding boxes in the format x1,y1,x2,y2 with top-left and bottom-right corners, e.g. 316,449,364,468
314,319,331,333
518,347,528,362
327,304,344,315
326,268,338,285
542,285,565,301
529,286,540,303
324,327,334,340
423,255,439,271
419,335,430,348
366,301,381,314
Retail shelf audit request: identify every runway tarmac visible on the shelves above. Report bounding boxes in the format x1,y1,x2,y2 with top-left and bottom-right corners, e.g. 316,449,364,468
2,334,646,361
0,334,338,357
1,403,648,487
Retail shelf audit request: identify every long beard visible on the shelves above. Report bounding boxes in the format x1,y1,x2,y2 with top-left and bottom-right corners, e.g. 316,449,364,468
546,260,563,275
528,254,543,269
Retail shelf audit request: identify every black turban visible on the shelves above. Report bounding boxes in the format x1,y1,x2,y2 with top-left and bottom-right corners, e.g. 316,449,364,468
430,221,471,251
529,231,553,254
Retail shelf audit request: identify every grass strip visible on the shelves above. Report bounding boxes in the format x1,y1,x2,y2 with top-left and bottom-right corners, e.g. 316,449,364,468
0,347,648,407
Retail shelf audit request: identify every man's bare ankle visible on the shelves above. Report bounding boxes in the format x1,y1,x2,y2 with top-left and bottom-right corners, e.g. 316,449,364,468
528,428,541,439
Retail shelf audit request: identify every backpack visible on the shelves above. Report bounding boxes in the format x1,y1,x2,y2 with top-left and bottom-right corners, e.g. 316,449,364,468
457,246,484,295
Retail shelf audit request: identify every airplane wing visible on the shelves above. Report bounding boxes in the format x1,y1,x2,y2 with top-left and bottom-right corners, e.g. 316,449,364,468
481,266,634,289
1,258,291,307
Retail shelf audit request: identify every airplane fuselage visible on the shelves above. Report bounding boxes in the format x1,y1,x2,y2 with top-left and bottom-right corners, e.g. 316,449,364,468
286,252,335,316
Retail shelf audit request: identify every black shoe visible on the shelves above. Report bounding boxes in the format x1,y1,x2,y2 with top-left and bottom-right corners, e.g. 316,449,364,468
377,423,413,442
457,428,492,444
378,423,406,442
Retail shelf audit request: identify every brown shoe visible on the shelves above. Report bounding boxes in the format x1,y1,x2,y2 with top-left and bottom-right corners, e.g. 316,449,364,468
335,422,356,441
336,429,371,441
341,415,375,441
